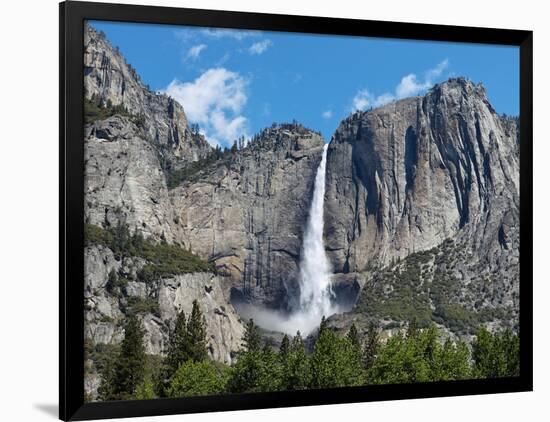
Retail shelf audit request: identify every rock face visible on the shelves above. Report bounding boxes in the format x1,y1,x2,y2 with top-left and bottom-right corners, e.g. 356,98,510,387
84,116,184,242
83,24,212,242
171,125,326,309
324,78,519,332
84,24,211,163
84,244,244,364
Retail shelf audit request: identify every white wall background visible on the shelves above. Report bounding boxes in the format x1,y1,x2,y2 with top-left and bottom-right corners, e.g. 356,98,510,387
0,0,547,420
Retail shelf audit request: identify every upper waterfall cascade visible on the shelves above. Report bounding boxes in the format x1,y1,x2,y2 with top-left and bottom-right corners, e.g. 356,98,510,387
297,143,335,324
231,143,337,336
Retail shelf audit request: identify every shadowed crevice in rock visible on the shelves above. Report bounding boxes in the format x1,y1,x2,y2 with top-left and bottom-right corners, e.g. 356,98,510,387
404,125,418,192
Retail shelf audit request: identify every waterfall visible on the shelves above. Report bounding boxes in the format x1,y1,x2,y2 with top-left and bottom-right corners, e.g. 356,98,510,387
233,144,336,335
297,143,334,322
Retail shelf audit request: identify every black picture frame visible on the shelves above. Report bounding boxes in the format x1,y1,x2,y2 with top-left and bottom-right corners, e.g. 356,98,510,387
60,1,533,420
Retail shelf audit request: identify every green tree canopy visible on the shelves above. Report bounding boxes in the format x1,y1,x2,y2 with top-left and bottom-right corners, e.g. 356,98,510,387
168,360,231,397
310,322,365,389
135,376,156,400
227,346,283,393
368,324,471,384
472,328,519,378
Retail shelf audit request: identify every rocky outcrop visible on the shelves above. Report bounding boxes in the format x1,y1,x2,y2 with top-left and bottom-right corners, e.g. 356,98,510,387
84,116,184,242
84,244,244,364
171,124,326,309
83,24,213,242
324,78,519,333
84,24,211,163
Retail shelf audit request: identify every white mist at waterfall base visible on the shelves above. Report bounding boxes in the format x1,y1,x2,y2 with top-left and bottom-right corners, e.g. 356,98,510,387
239,144,337,336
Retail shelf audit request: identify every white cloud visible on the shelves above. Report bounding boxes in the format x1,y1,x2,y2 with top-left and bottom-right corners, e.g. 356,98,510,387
187,44,206,60
427,59,449,81
173,29,195,42
210,109,247,143
248,39,272,55
396,59,450,98
372,92,395,107
352,89,375,110
322,110,333,119
216,52,231,66
164,68,248,146
351,60,449,111
355,90,370,109
351,88,395,110
202,28,259,40
395,74,426,98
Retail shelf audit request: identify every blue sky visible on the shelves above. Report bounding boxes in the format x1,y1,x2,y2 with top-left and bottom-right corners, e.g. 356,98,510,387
90,21,519,147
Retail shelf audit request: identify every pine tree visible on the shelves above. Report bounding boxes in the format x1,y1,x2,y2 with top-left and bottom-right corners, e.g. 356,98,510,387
472,328,519,378
99,315,146,400
347,324,361,355
135,376,156,400
310,320,365,388
130,227,144,251
165,311,190,374
186,300,208,362
367,324,452,384
281,331,311,390
227,322,283,393
117,315,146,397
106,269,119,293
97,352,117,401
242,319,262,353
406,317,419,338
432,338,471,381
362,321,380,370
279,335,290,359
318,316,328,335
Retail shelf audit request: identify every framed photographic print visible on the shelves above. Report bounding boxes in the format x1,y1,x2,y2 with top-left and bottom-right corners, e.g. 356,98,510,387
60,1,533,420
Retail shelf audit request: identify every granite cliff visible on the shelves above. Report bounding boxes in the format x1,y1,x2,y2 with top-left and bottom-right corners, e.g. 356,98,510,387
324,78,519,336
84,25,211,242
